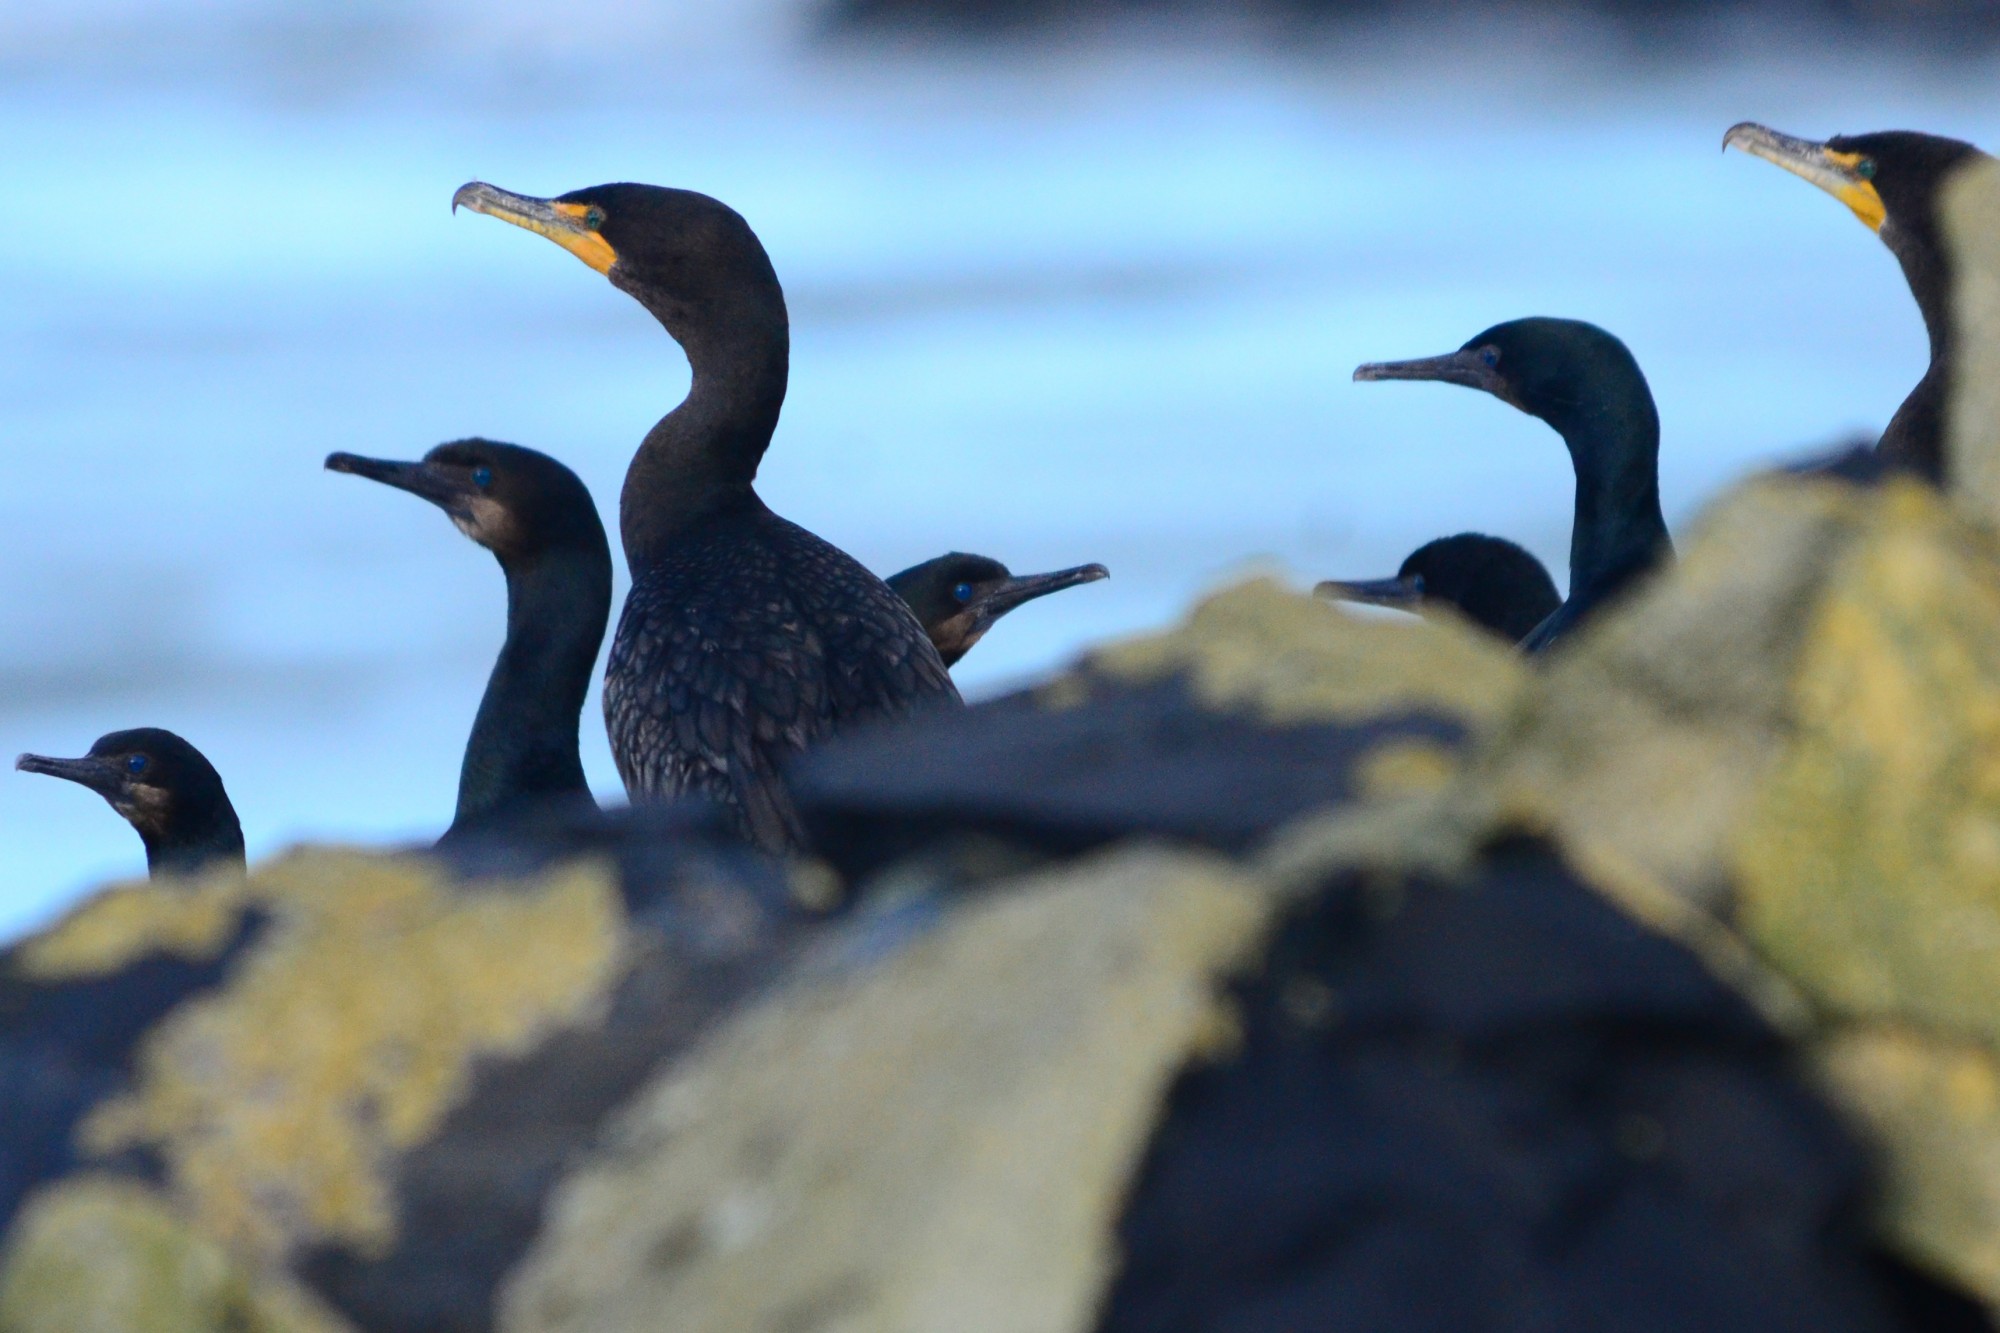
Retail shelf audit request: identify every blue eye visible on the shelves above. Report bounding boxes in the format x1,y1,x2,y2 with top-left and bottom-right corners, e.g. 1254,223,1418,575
1857,158,1877,181
472,467,493,489
126,754,148,775
1480,348,1500,368
952,583,974,604
584,206,606,229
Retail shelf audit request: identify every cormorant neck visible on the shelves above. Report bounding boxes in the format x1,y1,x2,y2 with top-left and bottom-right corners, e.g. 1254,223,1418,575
614,267,790,565
144,810,246,878
1878,221,1952,484
1547,389,1671,601
449,542,612,836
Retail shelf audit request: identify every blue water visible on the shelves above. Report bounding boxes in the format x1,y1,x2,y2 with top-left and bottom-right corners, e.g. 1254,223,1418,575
0,0,1993,937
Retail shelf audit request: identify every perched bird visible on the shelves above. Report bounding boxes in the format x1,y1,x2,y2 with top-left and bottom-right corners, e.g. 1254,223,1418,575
17,729,244,878
452,180,960,853
327,439,612,842
1317,533,1560,644
1724,124,1992,485
886,553,1109,668
1355,318,1673,653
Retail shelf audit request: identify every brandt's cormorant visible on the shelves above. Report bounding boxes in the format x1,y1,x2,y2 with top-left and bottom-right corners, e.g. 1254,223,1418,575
887,553,1108,667
327,439,612,842
1317,533,1560,644
1356,318,1673,653
1724,124,1991,486
17,729,245,878
452,180,959,853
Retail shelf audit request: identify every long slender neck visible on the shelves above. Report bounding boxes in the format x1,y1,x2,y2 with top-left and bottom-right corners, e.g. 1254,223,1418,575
1877,221,1952,484
615,269,790,566
450,544,612,834
144,808,245,878
1551,391,1671,600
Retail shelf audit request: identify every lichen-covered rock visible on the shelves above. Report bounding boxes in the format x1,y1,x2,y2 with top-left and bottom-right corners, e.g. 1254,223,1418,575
62,853,624,1261
8,535,2000,1329
500,847,1276,1333
1946,157,2000,525
1734,484,2000,1042
1815,1029,2000,1303
797,578,1521,873
1477,474,1873,916
0,1177,349,1333
1085,575,1525,728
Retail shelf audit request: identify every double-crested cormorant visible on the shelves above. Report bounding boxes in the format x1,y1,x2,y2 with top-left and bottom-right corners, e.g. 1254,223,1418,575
17,729,244,877
326,439,612,841
452,180,960,853
1317,533,1560,644
886,553,1108,667
1355,317,1673,652
1724,124,1992,485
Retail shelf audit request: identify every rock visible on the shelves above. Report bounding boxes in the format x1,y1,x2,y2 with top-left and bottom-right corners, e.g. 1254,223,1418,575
501,847,1275,1333
1947,158,2000,526
1100,839,1946,1333
2,561,1997,1330
797,578,1520,876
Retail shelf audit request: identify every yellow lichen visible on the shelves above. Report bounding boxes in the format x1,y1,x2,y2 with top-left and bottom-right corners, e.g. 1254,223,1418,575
1816,1028,2000,1303
18,870,250,980
0,1176,352,1333
1086,577,1525,729
1735,484,2000,1042
1355,740,1460,801
78,850,627,1261
1482,474,1872,913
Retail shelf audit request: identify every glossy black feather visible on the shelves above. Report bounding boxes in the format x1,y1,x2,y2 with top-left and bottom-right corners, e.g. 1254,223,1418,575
605,494,957,851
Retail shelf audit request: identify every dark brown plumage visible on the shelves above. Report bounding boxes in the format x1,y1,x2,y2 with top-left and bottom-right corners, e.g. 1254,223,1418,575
454,180,959,853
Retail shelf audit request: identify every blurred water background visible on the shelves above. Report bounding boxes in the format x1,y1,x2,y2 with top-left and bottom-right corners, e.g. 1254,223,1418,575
0,0,1994,937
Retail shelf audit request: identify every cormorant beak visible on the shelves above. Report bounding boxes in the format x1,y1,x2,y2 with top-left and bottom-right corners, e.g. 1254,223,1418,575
1315,574,1425,609
1723,123,1886,233
1354,348,1511,403
971,563,1109,625
326,452,472,518
452,182,619,275
17,752,123,797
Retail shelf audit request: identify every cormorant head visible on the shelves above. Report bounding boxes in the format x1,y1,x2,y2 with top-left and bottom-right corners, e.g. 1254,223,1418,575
1316,533,1561,643
326,439,608,566
886,552,1108,668
17,728,243,875
1723,123,1985,245
451,180,780,330
1354,317,1649,443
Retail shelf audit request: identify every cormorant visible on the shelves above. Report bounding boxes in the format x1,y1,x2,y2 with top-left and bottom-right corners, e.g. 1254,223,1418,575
1355,318,1673,652
1316,533,1560,644
16,729,245,878
886,553,1108,667
452,180,960,853
1724,124,1992,485
326,439,612,842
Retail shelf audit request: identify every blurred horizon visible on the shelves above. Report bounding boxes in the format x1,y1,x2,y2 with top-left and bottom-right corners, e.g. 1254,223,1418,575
1,0,1994,937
